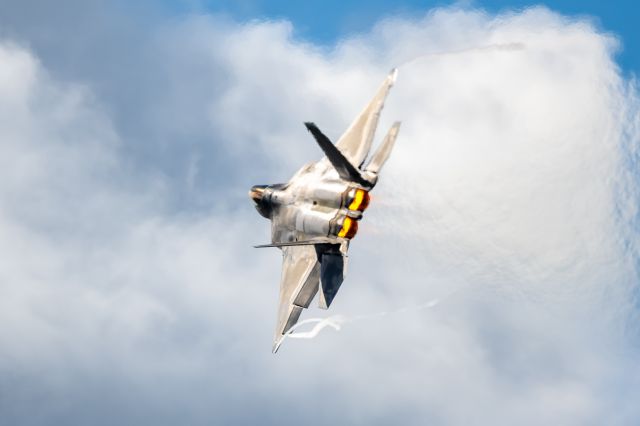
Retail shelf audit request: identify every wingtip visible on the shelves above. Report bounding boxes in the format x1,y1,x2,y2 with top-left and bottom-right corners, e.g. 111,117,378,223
389,68,398,84
272,336,284,354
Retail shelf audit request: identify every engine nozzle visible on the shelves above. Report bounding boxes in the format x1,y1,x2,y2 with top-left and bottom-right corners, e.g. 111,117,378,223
346,188,370,212
337,216,358,239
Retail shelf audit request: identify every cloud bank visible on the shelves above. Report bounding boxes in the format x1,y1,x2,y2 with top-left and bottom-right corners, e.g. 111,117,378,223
0,4,639,425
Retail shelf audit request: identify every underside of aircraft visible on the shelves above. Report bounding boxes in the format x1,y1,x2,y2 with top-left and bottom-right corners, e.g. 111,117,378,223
250,69,401,352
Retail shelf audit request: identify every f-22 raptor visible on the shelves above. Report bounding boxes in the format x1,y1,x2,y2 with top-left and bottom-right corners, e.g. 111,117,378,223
250,69,401,352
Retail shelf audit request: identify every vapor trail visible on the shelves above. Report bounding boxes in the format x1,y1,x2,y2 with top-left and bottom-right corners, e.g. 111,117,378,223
283,297,444,341
397,42,526,69
284,316,347,339
283,42,524,346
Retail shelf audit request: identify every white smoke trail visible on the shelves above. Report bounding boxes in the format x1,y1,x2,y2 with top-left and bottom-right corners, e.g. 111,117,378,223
396,42,526,69
283,297,444,341
284,316,347,339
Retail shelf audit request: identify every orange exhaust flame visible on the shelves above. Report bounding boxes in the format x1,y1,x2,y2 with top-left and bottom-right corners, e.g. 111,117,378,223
338,216,359,239
347,189,370,212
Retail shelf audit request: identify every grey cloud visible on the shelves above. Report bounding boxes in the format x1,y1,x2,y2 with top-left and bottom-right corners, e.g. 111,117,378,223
0,3,639,425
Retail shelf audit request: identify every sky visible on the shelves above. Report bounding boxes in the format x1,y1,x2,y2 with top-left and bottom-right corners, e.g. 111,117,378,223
0,1,639,425
176,0,640,73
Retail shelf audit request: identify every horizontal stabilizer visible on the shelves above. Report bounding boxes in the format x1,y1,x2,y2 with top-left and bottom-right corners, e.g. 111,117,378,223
319,253,345,309
304,122,372,188
315,244,346,309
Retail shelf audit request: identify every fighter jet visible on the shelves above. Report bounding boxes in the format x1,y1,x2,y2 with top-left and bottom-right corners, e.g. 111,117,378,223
250,69,401,352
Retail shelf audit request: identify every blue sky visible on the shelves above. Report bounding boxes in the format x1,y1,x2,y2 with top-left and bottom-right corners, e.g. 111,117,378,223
176,0,639,73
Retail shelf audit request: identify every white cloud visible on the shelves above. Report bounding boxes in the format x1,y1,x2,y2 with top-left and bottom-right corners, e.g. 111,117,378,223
0,5,639,425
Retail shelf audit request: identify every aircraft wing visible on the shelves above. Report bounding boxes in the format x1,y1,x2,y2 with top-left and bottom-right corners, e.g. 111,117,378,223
334,68,398,168
273,245,320,352
272,242,348,352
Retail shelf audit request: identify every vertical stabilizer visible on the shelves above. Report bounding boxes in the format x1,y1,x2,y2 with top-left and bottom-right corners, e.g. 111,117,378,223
334,68,399,167
363,121,401,184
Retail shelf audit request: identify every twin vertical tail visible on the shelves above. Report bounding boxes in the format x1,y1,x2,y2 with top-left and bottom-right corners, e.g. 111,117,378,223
304,68,401,188
304,120,401,188
361,121,401,186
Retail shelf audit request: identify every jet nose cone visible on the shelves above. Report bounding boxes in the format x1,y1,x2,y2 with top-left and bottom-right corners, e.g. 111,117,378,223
249,185,267,203
249,184,274,218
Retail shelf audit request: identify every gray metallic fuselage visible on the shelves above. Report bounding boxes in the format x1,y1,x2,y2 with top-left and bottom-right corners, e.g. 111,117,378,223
251,165,365,244
250,69,401,352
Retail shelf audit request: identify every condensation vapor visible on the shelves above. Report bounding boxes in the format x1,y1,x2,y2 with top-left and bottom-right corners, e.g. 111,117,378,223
284,298,442,341
365,14,640,344
283,42,530,345
396,42,527,69
287,31,639,347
